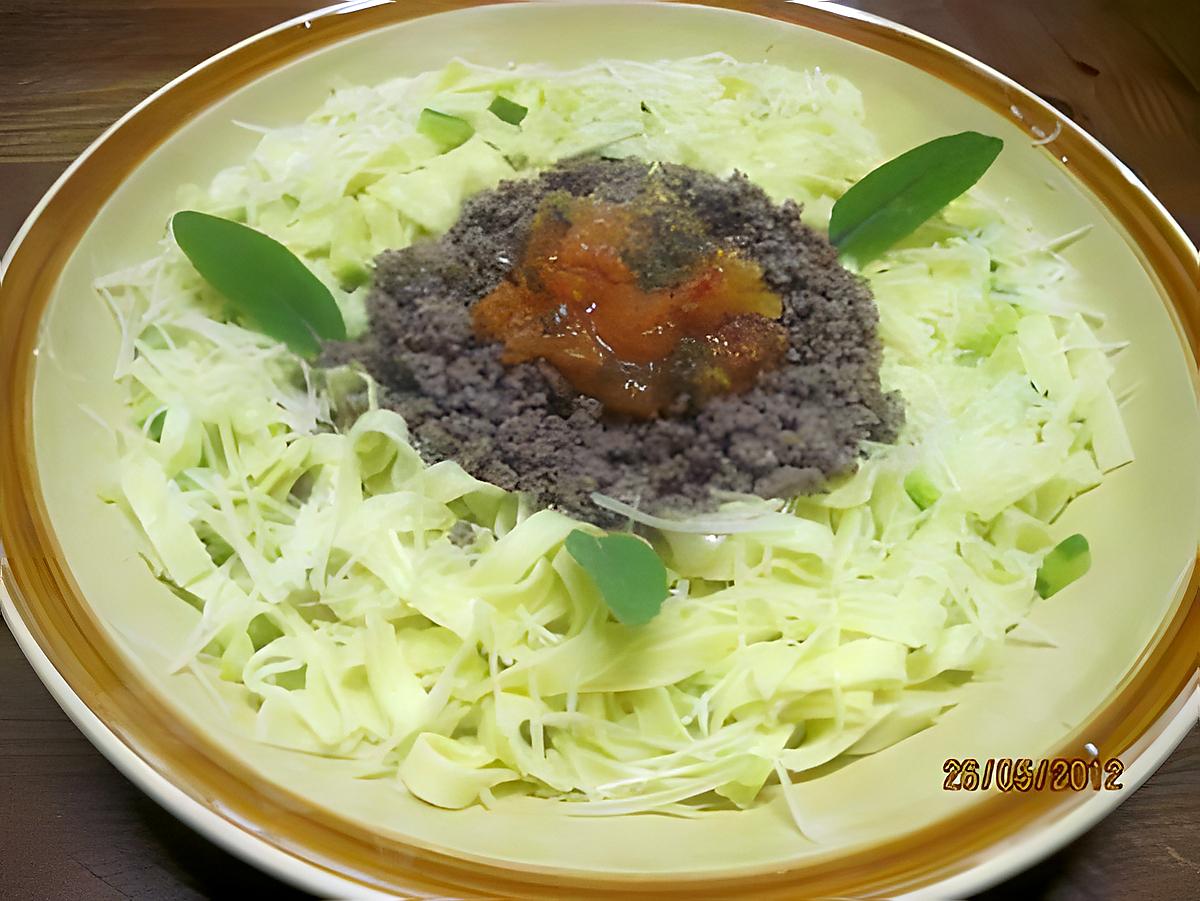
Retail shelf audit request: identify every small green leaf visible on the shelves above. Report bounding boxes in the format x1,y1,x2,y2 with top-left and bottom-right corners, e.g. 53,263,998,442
830,131,1003,265
172,211,345,357
488,95,528,126
903,470,941,510
1035,533,1091,598
565,529,669,626
418,108,475,150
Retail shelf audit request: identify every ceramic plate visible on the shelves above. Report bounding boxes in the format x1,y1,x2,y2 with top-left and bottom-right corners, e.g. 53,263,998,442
1,2,1197,896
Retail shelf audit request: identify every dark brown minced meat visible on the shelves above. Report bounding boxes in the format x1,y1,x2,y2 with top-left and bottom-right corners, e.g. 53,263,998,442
325,157,902,524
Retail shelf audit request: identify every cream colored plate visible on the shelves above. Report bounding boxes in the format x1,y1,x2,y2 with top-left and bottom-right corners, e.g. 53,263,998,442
3,1,1197,895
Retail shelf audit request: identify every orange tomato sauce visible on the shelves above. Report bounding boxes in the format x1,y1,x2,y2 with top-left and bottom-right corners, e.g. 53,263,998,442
471,195,788,418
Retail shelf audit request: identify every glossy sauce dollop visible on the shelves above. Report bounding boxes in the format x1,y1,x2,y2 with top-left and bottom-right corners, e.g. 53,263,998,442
471,195,788,418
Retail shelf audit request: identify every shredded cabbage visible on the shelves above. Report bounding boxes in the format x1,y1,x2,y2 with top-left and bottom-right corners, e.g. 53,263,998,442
101,56,1132,821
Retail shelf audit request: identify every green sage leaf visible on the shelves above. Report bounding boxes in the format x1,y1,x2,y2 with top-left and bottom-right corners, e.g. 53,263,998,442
172,211,345,357
830,131,1003,265
565,529,669,626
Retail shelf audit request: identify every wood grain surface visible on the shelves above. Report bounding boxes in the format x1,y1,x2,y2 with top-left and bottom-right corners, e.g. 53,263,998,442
1,1,1197,898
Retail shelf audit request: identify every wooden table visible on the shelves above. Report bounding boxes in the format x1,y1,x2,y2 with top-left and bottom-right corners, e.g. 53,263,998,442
2,2,1196,897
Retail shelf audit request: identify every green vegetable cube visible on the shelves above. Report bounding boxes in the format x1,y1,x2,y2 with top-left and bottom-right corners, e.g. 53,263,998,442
488,95,528,125
1035,533,1091,598
418,108,475,151
904,470,941,510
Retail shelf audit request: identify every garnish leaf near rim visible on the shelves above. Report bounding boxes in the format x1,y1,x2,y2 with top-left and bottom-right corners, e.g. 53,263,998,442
565,529,669,626
172,211,345,357
829,131,1004,266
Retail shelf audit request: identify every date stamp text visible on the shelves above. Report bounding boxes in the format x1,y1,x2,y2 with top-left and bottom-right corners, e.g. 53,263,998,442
943,757,1124,792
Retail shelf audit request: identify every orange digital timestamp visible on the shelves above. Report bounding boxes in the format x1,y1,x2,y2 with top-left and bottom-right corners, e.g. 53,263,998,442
942,757,1125,792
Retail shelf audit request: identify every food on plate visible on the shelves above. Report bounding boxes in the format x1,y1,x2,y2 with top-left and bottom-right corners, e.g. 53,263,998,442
328,156,901,520
102,55,1130,820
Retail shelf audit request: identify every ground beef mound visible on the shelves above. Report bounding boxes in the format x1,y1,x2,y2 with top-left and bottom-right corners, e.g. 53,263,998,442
330,158,901,523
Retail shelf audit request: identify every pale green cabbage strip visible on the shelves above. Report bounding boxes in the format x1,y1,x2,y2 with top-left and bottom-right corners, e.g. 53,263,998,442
100,56,1132,821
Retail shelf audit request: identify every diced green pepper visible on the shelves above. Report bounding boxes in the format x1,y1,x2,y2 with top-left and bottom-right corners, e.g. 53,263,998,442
904,470,941,510
1035,533,1091,598
488,95,528,125
418,108,474,151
